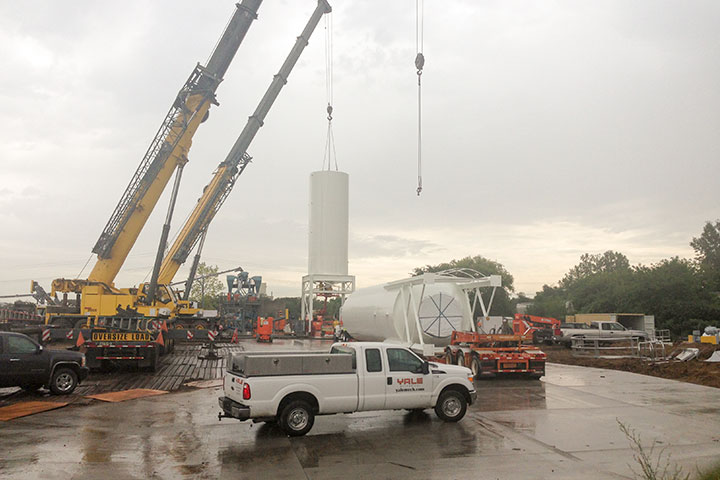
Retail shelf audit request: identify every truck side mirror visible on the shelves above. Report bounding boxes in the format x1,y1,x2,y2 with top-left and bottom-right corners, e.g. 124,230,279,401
37,345,43,354
421,361,429,375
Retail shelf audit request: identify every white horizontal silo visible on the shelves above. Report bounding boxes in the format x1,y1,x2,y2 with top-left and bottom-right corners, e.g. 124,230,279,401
341,282,473,347
308,170,349,275
340,273,503,348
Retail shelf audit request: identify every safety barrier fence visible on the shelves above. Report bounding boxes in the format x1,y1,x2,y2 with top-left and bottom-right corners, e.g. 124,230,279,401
571,336,667,360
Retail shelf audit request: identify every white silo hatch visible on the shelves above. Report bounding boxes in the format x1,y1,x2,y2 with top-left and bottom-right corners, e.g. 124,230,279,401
418,292,465,339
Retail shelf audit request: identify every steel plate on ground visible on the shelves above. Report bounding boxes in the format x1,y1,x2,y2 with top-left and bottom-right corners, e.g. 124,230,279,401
0,401,69,421
85,389,167,402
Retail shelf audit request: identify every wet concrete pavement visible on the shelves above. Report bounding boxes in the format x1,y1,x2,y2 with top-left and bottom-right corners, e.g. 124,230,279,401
0,338,331,405
1,342,720,479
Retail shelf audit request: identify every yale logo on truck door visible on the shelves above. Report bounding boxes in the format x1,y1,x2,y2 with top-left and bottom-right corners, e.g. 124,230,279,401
395,377,425,392
397,378,423,385
91,332,151,342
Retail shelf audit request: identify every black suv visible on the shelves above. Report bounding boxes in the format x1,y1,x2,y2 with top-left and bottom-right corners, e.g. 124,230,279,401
0,332,89,394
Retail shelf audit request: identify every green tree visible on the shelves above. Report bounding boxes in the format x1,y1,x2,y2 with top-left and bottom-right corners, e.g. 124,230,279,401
325,297,343,319
189,263,224,309
567,268,635,313
275,297,301,319
560,251,630,289
627,257,719,337
527,285,568,319
511,292,533,313
542,251,635,319
413,255,515,316
531,248,720,338
690,220,720,291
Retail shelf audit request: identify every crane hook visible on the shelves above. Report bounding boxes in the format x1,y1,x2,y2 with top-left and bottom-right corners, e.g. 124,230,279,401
415,52,425,76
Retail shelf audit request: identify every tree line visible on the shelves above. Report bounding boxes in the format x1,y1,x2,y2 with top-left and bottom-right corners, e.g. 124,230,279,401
528,221,720,337
412,221,720,338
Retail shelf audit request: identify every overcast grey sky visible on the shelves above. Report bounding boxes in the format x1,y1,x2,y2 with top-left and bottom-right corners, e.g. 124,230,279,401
0,0,718,299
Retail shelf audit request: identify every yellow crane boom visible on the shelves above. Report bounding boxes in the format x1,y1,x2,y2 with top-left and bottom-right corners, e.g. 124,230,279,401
156,0,332,287
87,0,263,285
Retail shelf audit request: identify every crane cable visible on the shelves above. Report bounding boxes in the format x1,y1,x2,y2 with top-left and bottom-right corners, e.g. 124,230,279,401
322,12,338,171
415,0,425,196
76,253,94,279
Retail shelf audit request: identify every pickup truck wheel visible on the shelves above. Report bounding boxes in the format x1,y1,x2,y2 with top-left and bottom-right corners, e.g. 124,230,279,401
435,390,467,422
50,367,78,395
280,400,315,437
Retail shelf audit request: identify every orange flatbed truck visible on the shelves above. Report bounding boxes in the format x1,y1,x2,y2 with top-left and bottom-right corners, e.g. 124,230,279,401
440,331,546,379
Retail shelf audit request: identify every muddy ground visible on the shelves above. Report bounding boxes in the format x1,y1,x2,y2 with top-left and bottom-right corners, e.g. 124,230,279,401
544,342,720,389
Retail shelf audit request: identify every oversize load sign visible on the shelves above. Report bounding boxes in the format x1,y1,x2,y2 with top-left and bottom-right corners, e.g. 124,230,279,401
91,332,151,343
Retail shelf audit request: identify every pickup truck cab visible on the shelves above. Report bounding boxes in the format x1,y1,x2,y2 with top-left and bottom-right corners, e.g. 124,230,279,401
218,342,477,436
558,321,649,346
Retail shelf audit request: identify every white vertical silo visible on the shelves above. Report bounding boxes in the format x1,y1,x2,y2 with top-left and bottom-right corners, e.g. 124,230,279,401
301,170,355,332
309,171,349,275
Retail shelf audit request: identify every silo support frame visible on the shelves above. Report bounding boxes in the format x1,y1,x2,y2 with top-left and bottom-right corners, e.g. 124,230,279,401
467,286,497,332
384,273,503,342
398,283,426,345
301,274,355,333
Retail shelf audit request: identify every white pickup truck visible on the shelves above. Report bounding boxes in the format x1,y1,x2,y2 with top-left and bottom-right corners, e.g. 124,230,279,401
558,321,649,345
218,342,477,436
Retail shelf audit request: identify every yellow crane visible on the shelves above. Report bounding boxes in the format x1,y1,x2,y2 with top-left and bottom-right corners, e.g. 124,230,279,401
151,0,333,325
42,1,332,328
42,1,263,326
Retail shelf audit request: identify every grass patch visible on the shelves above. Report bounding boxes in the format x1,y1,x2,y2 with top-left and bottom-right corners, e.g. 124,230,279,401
618,420,688,480
695,464,720,480
619,421,720,480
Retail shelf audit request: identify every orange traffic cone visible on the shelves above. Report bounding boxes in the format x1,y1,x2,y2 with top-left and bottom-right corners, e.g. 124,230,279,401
155,330,164,347
76,330,85,348
161,320,168,332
